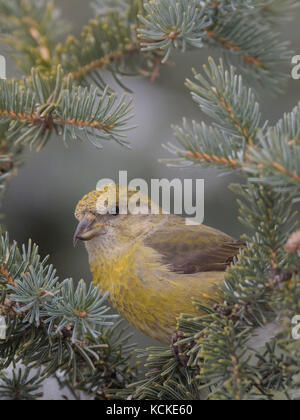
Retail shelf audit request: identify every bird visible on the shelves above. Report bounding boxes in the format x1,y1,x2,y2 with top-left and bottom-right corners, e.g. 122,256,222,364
74,184,243,345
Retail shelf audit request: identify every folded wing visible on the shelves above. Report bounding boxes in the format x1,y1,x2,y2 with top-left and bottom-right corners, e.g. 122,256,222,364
145,217,243,274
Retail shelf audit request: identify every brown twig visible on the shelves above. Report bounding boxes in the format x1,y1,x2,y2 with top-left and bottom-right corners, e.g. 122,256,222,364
70,43,140,81
211,86,254,145
0,110,115,132
204,30,263,69
186,150,242,168
0,265,16,287
273,162,300,184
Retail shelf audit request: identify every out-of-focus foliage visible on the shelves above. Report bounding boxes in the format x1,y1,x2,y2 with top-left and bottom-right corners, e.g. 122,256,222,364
0,0,299,400
0,233,139,399
127,59,300,400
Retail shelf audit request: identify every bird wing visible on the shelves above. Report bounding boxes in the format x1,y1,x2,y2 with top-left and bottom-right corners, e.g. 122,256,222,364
144,217,243,274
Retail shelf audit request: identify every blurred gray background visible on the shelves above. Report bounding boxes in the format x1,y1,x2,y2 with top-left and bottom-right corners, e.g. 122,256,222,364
1,0,300,352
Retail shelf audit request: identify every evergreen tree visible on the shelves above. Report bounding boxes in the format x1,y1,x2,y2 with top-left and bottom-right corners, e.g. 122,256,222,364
0,0,299,400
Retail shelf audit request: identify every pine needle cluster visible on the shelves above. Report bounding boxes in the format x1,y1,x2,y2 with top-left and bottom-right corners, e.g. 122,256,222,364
0,0,299,400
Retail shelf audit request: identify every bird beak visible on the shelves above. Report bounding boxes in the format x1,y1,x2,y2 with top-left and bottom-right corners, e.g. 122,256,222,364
73,216,106,246
73,217,94,247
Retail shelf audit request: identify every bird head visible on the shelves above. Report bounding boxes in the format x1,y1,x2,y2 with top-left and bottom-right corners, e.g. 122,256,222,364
74,184,161,253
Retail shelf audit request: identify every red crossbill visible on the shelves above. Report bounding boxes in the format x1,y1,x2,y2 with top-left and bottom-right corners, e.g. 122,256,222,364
74,185,242,344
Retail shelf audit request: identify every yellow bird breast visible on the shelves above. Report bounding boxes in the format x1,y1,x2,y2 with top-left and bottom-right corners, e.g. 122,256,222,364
90,243,224,345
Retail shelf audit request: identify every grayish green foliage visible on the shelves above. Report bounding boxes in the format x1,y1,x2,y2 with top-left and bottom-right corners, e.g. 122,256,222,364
0,66,134,151
139,0,210,63
0,233,138,398
138,0,296,91
0,0,69,74
0,367,43,400
131,58,300,400
0,0,299,400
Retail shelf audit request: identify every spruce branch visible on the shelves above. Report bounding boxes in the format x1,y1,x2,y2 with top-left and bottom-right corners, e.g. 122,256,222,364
198,0,286,14
242,103,300,195
255,340,295,394
203,12,291,93
186,58,263,144
0,66,135,151
127,183,298,400
257,0,300,24
0,367,43,400
0,0,69,75
0,0,296,91
122,345,200,400
191,316,258,400
0,232,138,396
0,0,159,89
164,58,300,184
44,281,116,343
165,120,243,171
139,53,300,400
163,58,264,171
8,264,59,327
58,3,159,90
0,0,299,402
138,0,293,89
62,319,139,399
138,0,211,63
246,132,300,194
223,183,296,303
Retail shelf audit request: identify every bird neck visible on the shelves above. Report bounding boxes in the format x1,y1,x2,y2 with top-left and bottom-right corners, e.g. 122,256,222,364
89,243,138,296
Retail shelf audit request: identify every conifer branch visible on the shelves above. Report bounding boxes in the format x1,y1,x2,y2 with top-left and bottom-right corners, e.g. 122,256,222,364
136,54,300,400
58,3,159,91
138,0,295,90
127,182,298,400
70,43,140,82
164,119,243,171
164,58,263,171
203,29,263,69
0,66,135,151
258,0,300,24
185,150,240,168
138,0,211,63
186,58,263,145
203,12,291,93
246,133,300,193
0,0,69,75
0,233,138,398
1,0,300,401
0,367,44,400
